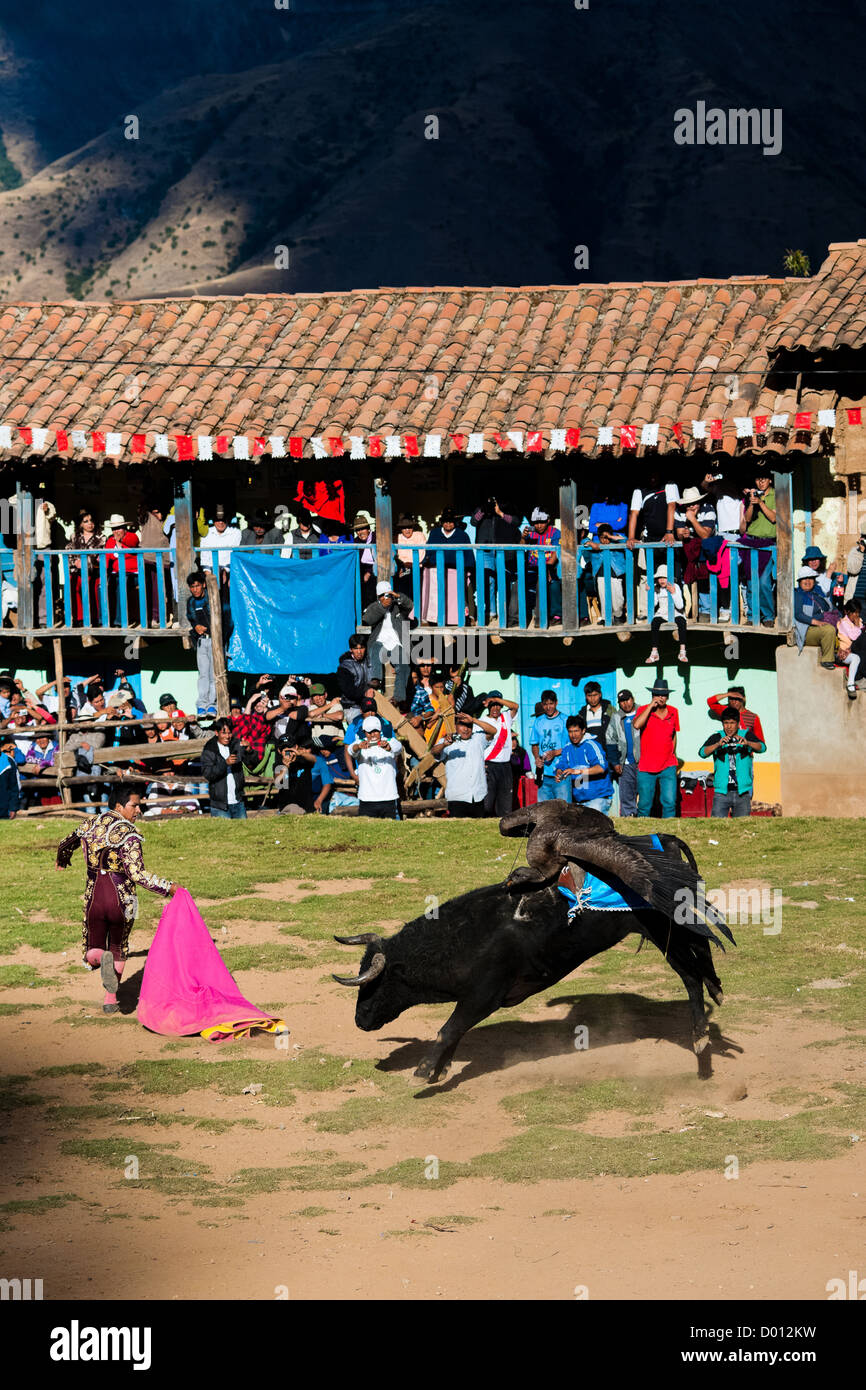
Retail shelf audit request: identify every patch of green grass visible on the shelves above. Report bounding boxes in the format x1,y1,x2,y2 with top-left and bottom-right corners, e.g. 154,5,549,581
0,1081,46,1111
501,1079,664,1128
424,1213,480,1228
0,1001,46,1016
228,1161,363,1193
297,1205,332,1217
309,1084,465,1134
114,1054,383,1105
363,1085,866,1188
220,943,308,972
0,965,53,989
59,1137,219,1197
0,1193,82,1231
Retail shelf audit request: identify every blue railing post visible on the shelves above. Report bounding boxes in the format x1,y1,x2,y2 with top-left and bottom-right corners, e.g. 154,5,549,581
516,550,528,629
495,550,507,626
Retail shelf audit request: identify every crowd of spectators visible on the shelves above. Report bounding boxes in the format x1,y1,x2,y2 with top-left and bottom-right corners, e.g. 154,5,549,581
0,469,790,642
0,649,776,822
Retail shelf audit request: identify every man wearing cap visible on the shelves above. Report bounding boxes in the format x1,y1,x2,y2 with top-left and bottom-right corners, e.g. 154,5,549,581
633,679,680,818
308,684,344,740
344,694,393,750
482,691,520,815
362,582,413,702
615,689,640,816
706,685,765,744
433,711,493,817
794,566,838,667
349,715,403,819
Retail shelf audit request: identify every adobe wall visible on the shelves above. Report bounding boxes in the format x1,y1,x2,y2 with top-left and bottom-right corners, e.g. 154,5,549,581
777,643,866,817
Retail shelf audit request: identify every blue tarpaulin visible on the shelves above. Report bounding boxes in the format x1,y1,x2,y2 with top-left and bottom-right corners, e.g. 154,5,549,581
226,549,357,673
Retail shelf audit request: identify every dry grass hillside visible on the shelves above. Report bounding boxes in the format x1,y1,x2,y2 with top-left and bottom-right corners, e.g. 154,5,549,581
0,1,863,298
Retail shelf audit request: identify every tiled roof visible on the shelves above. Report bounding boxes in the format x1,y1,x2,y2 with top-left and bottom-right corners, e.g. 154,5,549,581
0,250,854,461
766,241,866,353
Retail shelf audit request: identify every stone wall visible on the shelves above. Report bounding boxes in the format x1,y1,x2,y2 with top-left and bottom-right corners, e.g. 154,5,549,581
777,643,866,817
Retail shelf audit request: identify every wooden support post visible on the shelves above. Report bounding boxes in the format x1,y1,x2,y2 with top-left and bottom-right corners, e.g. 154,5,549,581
173,475,195,631
559,476,578,632
374,478,393,585
204,571,230,717
773,469,794,631
52,637,72,807
14,484,37,643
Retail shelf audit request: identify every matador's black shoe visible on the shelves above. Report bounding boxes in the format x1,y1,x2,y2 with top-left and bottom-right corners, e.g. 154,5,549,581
102,1002,120,1015
100,951,119,994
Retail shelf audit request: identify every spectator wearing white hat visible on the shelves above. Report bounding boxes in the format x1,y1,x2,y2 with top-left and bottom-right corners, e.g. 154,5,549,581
646,565,687,665
105,513,140,625
794,565,838,667
509,507,561,625
362,581,413,702
348,715,403,819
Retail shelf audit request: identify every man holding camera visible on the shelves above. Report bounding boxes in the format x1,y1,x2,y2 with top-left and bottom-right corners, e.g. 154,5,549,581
700,707,766,818
362,581,413,702
348,715,403,819
740,471,777,625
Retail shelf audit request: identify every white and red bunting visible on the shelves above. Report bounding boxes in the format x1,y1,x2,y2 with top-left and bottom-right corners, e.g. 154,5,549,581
0,409,856,459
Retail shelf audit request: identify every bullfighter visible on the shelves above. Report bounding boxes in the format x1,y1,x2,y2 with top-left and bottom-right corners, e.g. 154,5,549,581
55,786,178,1013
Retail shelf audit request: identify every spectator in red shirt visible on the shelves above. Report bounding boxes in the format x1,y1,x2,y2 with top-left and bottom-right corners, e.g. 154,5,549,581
706,685,765,745
236,690,275,773
105,513,141,625
633,678,680,818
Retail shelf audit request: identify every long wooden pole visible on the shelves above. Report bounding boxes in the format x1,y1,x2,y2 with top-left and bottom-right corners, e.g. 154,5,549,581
204,571,230,717
51,637,72,807
559,476,578,632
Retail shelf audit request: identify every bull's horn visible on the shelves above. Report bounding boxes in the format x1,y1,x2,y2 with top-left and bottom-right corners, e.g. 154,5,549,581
334,933,384,948
332,952,386,987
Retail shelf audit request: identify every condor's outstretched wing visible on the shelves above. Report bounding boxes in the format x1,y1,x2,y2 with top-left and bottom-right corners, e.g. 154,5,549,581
555,831,735,949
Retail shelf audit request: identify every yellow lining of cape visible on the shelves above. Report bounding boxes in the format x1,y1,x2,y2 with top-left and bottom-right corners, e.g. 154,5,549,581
200,1016,288,1042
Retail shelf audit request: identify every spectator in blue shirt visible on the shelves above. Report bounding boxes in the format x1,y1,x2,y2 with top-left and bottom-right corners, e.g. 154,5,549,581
530,690,569,802
588,494,628,537
585,523,626,622
555,715,614,812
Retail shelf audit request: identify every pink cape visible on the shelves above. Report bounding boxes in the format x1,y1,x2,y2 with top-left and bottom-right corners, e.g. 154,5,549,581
137,887,287,1043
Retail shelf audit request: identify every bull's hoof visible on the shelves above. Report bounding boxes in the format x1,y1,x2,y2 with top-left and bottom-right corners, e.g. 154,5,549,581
414,1057,448,1084
693,1033,710,1055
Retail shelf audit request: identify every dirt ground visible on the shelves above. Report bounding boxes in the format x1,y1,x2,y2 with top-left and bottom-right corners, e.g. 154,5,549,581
1,876,864,1302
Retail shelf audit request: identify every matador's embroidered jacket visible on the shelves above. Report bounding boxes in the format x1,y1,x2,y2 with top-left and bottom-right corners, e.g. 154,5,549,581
56,810,172,960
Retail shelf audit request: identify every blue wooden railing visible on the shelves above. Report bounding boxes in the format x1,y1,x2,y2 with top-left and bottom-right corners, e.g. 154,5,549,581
18,539,775,634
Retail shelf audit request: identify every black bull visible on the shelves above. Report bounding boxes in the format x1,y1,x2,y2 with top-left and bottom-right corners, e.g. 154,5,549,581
334,876,728,1086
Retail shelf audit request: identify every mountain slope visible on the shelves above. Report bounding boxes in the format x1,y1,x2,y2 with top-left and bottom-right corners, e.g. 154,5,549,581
0,0,863,298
